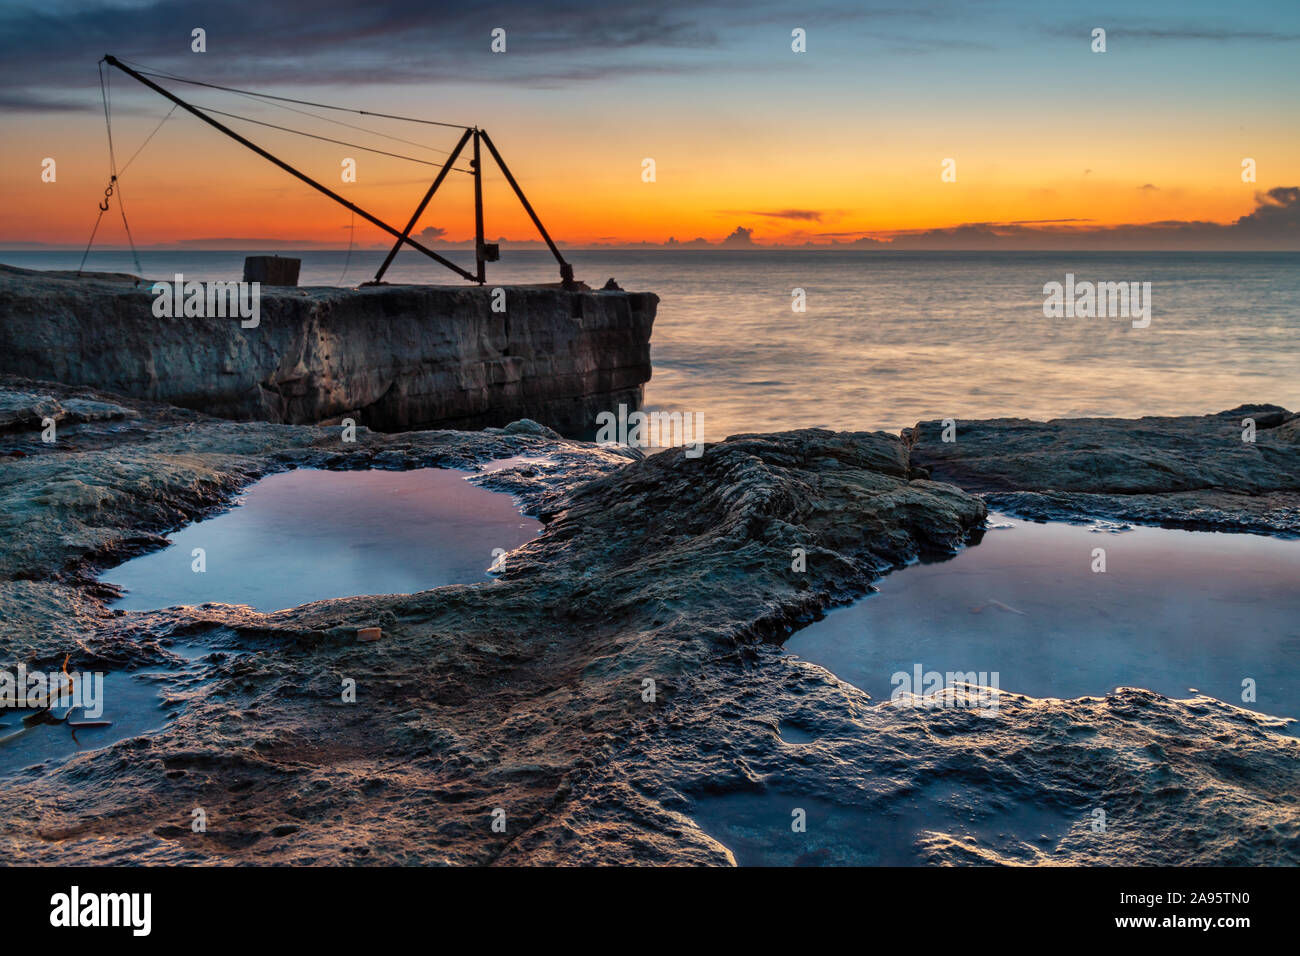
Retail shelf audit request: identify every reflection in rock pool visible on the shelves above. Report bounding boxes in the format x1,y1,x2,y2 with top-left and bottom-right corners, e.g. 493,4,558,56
691,516,1300,865
1,670,171,776
103,467,542,612
786,514,1300,728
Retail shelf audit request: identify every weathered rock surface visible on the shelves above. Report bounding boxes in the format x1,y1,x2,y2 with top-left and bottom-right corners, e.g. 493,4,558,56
1,378,1297,866
0,265,656,437
0,390,136,433
907,405,1300,535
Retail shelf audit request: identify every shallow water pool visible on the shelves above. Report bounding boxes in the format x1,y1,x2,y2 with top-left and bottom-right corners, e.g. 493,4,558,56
0,670,171,776
691,516,1300,865
785,514,1300,726
104,467,541,612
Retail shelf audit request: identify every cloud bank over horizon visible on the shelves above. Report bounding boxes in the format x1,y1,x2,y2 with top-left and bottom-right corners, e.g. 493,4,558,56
12,185,1296,252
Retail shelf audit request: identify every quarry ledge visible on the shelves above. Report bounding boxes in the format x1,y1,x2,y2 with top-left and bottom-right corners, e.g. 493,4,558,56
0,264,657,438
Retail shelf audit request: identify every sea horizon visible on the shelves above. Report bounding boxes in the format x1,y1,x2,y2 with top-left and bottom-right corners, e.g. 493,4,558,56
8,248,1294,437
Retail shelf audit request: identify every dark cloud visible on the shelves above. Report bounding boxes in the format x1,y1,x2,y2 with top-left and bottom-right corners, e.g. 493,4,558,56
742,208,824,221
1045,21,1300,43
0,0,722,107
1109,27,1300,42
721,225,755,246
1004,218,1095,224
882,187,1300,249
0,91,88,112
0,0,1035,112
1231,186,1300,238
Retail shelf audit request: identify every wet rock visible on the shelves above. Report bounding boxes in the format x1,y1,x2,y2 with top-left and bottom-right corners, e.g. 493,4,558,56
0,390,137,435
501,419,561,439
0,391,63,431
1,377,1296,866
59,398,137,423
907,405,1300,535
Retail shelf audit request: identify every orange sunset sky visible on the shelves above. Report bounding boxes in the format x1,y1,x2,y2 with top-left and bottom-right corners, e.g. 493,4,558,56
2,0,1298,250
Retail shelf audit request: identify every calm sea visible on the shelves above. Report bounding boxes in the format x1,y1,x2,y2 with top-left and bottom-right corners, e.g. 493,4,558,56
4,249,1297,438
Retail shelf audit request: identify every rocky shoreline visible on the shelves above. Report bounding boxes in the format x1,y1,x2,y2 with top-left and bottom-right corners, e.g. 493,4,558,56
907,406,1300,536
1,375,1297,865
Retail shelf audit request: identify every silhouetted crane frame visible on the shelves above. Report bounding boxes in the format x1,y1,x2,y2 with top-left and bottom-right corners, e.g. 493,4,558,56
102,55,577,288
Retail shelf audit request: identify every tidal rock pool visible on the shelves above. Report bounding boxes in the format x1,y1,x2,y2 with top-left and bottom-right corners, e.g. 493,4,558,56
0,670,172,776
691,783,1078,867
786,514,1300,727
690,516,1300,866
103,467,541,612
